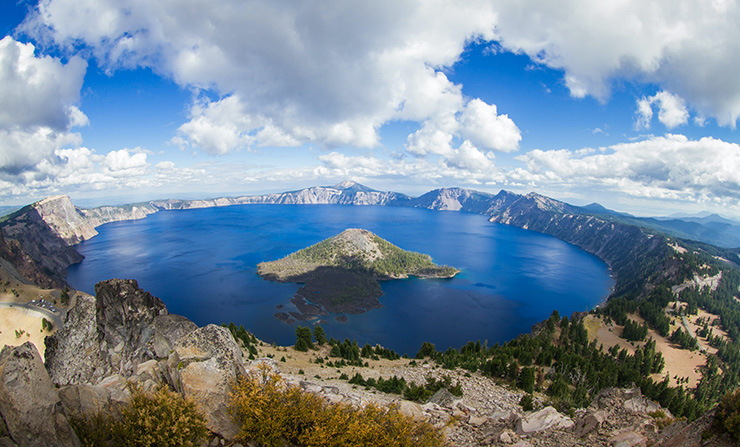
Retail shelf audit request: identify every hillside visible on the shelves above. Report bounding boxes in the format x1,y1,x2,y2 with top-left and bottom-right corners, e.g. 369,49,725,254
258,229,458,318
2,278,735,446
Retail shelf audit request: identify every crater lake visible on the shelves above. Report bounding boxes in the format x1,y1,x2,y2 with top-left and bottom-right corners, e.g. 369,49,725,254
66,204,614,355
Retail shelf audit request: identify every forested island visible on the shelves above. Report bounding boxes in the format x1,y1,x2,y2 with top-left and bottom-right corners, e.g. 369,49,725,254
257,228,458,320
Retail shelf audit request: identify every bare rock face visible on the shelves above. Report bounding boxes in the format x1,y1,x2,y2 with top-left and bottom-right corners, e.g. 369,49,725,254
153,314,198,358
31,195,98,245
515,406,575,435
0,343,80,447
46,279,168,385
0,204,83,288
168,324,245,440
94,279,167,368
44,293,109,385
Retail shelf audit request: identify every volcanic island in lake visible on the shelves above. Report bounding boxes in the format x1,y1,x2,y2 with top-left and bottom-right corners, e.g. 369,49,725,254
257,228,459,323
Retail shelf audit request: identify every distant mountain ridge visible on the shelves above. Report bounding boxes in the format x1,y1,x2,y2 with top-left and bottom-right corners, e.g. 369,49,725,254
2,181,738,294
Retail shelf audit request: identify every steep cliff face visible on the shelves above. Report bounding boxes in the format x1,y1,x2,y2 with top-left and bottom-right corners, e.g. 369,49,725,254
487,192,673,297
0,203,83,288
410,187,496,212
0,229,60,288
406,187,677,297
79,203,158,231
32,195,98,244
19,195,157,245
0,196,160,286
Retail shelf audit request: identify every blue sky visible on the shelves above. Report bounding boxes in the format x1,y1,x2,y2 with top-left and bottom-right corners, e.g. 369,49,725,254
1,1,740,218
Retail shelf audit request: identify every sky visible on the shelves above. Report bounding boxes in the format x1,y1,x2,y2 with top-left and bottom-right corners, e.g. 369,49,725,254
1,1,740,217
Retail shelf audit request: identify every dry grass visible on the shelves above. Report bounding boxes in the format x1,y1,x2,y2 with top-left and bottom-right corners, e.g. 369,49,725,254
0,264,61,358
0,308,53,358
584,313,705,388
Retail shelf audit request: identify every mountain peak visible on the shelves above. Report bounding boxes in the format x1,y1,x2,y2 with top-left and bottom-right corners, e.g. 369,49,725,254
332,180,374,192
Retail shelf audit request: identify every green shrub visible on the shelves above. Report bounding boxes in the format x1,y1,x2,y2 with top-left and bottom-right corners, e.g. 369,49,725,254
519,394,535,411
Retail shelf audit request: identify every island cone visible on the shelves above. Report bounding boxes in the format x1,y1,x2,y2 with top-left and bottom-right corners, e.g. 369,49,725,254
258,228,458,319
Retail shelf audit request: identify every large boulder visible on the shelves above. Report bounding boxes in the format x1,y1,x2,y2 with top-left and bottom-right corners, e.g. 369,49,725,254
516,406,575,435
0,343,80,447
168,324,245,440
153,314,197,358
426,387,460,408
576,409,606,437
57,377,132,418
624,394,663,415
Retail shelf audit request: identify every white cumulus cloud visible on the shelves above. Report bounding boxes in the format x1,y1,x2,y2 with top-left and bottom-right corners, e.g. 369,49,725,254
516,134,740,204
490,0,740,126
24,0,508,153
635,91,689,130
0,36,88,176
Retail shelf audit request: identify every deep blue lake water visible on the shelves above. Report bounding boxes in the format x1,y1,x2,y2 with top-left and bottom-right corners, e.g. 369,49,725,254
67,204,614,355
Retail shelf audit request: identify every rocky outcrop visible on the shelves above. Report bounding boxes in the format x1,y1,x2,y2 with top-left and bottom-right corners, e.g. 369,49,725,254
78,204,158,236
0,342,80,447
240,181,411,206
411,187,497,213
0,196,158,286
44,293,108,385
29,196,99,245
19,195,158,246
515,406,575,435
45,279,167,386
0,229,58,288
57,382,130,417
94,279,167,369
168,324,245,439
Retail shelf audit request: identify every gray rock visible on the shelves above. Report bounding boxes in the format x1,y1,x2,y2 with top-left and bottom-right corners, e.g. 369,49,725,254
397,400,423,419
577,409,607,437
426,387,459,408
58,384,111,415
44,293,108,386
468,415,487,427
610,430,647,447
94,279,167,366
169,324,245,439
511,441,533,447
300,381,323,394
624,395,661,415
0,342,80,447
499,430,514,443
516,406,575,435
46,280,169,386
153,314,197,358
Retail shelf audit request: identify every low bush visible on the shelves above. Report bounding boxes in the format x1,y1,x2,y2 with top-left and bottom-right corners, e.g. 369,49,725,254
229,365,445,447
519,394,535,411
70,385,208,447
